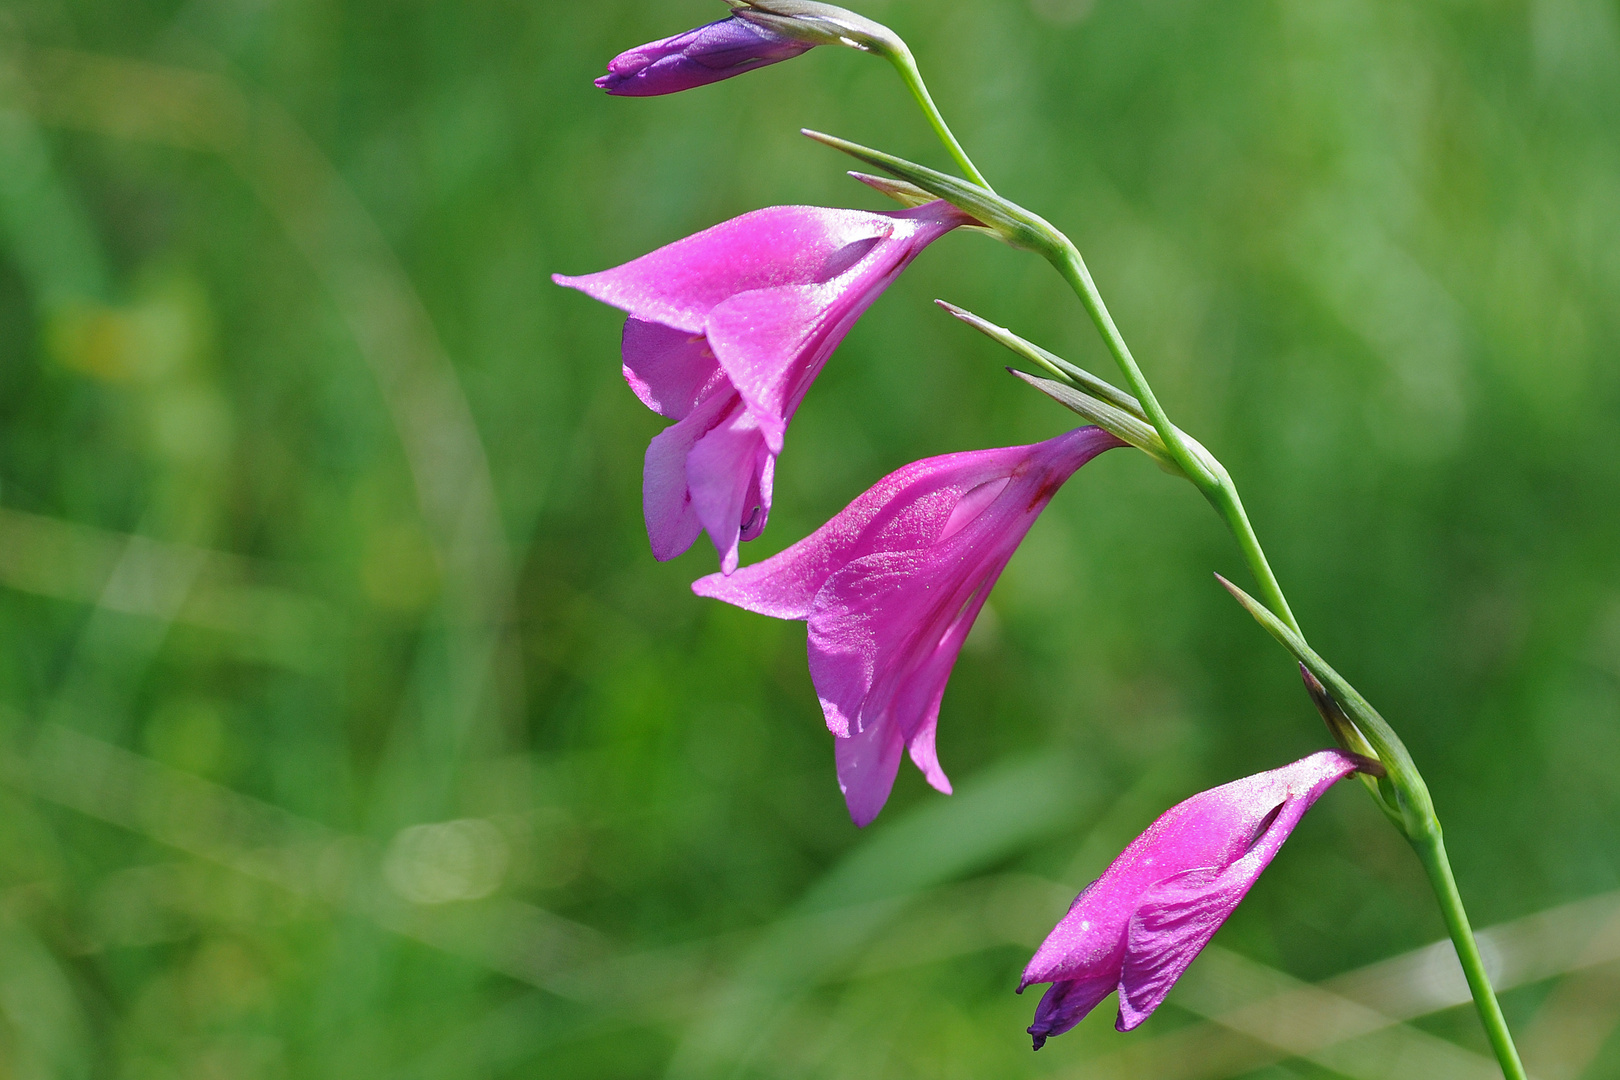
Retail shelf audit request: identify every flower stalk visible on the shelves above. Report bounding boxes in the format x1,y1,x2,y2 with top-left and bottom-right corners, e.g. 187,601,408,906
579,11,1530,1072
855,57,1527,1076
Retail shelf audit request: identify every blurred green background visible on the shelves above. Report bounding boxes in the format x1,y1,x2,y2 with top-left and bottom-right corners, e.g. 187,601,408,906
0,0,1618,1076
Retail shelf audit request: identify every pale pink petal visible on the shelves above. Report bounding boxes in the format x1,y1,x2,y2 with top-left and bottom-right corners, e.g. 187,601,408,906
939,477,1011,542
552,207,898,334
687,402,771,575
642,390,736,560
622,319,726,420
834,711,907,829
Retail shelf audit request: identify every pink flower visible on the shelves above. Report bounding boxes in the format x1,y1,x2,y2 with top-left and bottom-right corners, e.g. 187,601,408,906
1020,749,1365,1046
554,201,971,573
594,17,814,97
694,427,1125,825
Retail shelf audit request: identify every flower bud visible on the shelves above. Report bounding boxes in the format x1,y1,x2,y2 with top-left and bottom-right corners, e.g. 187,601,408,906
595,16,814,96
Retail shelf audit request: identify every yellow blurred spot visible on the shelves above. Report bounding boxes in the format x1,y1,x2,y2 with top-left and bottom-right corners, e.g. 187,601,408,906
46,302,139,381
360,522,440,611
144,698,228,777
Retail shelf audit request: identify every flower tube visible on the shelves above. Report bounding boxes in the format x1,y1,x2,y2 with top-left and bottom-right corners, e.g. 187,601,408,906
695,427,1125,824
555,201,972,573
1020,749,1366,1046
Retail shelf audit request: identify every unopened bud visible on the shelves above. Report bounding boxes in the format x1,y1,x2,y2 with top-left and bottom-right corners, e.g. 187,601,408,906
596,15,814,96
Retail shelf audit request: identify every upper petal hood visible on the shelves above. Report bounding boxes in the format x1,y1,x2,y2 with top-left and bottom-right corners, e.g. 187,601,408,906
705,202,973,453
552,206,904,334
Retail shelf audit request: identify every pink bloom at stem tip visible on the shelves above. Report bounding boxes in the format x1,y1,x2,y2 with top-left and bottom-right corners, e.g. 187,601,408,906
554,201,972,574
595,17,814,97
694,427,1126,826
1020,749,1366,1047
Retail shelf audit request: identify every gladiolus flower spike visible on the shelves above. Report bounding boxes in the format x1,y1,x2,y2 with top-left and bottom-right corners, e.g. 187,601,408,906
554,202,972,574
1021,749,1369,1047
695,426,1125,825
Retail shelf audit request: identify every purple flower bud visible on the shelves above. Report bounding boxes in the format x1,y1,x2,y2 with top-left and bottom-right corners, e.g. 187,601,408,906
1020,750,1364,1046
694,427,1125,825
595,17,815,97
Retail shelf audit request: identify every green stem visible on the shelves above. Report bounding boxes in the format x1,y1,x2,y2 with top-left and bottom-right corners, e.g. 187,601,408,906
882,44,994,192
1034,211,1527,1080
1044,241,1217,487
859,55,1529,1073
1203,474,1302,637
1411,828,1529,1080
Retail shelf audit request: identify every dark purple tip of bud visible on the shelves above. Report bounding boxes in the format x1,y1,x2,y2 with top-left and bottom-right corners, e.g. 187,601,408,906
1028,1027,1048,1051
596,17,815,97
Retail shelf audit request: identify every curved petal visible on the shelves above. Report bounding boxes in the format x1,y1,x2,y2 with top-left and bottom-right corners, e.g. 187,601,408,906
833,708,907,828
805,543,994,813
806,549,925,739
1022,747,1354,988
642,390,736,561
691,442,1038,620
552,207,897,334
1114,748,1362,1028
687,401,771,575
706,202,973,453
1116,863,1242,1030
1027,972,1120,1049
705,284,838,454
622,319,726,420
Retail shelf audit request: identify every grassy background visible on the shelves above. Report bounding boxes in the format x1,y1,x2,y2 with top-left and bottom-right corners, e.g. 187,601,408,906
0,0,1618,1076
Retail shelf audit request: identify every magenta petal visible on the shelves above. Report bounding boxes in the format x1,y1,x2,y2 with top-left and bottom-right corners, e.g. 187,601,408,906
698,427,1123,827
905,711,952,796
740,451,775,544
1028,972,1119,1049
643,391,736,561
704,203,974,452
691,443,1037,620
552,207,895,334
1116,863,1252,1030
807,549,924,738
687,401,771,575
705,285,832,454
1020,749,1362,1044
834,711,907,828
622,319,726,420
